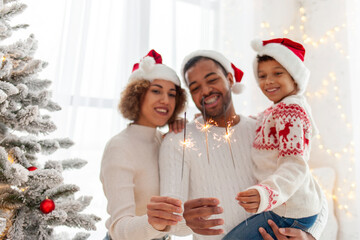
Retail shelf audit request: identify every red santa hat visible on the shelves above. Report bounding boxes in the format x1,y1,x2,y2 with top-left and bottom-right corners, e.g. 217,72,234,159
251,38,310,95
129,49,181,86
180,50,244,94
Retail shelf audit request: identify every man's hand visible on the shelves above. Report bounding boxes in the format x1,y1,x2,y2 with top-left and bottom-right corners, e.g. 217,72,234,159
259,219,315,240
147,196,183,231
183,198,224,235
236,189,260,213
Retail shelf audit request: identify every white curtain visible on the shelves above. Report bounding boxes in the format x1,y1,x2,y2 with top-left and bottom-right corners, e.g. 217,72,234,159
15,0,150,238
14,0,359,239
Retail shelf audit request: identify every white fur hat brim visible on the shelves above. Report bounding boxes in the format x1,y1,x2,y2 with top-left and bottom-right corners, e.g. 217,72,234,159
129,57,181,86
251,39,310,95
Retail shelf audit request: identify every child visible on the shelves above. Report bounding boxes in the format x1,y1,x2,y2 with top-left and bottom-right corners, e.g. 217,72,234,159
223,38,324,240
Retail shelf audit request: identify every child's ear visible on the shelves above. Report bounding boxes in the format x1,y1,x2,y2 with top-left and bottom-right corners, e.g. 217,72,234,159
293,79,300,93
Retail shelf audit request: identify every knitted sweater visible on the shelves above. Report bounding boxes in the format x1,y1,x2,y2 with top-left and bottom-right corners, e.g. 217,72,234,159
100,124,190,240
160,114,328,240
249,95,323,218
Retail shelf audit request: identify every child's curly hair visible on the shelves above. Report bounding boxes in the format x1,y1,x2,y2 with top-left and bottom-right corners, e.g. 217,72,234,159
119,79,187,124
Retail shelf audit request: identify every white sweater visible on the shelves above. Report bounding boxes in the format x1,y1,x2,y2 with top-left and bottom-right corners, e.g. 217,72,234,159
100,124,190,240
249,95,323,218
160,115,328,240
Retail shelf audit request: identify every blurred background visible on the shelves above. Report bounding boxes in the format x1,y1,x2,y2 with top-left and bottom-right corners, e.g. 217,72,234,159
7,0,360,239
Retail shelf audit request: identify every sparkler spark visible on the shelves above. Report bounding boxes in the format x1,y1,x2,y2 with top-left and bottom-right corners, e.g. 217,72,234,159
223,127,234,140
180,138,194,149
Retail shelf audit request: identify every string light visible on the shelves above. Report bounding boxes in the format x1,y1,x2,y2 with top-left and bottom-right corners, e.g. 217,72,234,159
306,72,353,128
260,6,348,56
259,3,357,219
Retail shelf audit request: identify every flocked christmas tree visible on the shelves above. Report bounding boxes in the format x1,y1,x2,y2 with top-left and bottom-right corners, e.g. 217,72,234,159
0,0,100,239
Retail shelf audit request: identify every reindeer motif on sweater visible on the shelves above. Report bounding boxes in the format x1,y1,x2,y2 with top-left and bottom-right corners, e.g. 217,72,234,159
248,96,323,218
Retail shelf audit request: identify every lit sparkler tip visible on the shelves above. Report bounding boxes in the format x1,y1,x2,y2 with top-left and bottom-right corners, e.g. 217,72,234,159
180,138,194,149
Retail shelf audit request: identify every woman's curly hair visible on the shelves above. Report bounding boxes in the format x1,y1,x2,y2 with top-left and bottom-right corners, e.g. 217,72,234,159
119,79,187,124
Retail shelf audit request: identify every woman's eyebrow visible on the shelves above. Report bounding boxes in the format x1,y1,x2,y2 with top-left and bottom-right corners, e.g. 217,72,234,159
150,83,163,88
150,83,176,91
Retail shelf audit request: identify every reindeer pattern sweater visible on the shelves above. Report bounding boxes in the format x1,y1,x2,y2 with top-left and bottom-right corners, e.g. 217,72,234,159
248,95,323,218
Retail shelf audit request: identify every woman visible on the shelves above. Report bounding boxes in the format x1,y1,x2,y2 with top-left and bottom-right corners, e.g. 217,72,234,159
100,50,187,240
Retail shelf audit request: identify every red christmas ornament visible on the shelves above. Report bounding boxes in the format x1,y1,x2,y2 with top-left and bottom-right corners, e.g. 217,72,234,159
40,199,55,214
27,166,37,171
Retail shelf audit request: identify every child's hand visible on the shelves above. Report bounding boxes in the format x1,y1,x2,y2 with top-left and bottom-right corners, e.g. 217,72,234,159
236,189,260,213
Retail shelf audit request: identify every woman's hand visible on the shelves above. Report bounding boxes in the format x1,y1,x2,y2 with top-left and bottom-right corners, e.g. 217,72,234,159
259,219,315,240
168,118,185,134
147,196,183,231
168,113,202,134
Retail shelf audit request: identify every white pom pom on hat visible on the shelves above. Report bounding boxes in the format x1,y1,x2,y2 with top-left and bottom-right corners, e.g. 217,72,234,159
180,50,245,94
129,49,181,86
251,38,310,95
140,56,156,73
231,83,245,94
251,39,264,52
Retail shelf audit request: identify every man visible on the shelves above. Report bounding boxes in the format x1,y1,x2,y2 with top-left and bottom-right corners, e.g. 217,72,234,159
148,50,327,240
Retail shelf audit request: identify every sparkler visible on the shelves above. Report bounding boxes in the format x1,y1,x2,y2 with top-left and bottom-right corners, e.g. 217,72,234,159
224,106,236,168
223,107,247,226
181,112,186,180
202,97,210,164
179,137,195,182
179,112,196,181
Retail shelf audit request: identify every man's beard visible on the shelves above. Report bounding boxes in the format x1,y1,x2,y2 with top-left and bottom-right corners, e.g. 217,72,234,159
200,89,232,120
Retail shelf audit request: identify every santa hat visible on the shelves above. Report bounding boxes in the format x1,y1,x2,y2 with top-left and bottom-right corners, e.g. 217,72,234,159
180,50,244,94
251,38,310,95
129,49,181,86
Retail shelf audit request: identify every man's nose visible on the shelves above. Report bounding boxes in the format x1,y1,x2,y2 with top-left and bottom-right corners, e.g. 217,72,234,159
202,85,212,96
